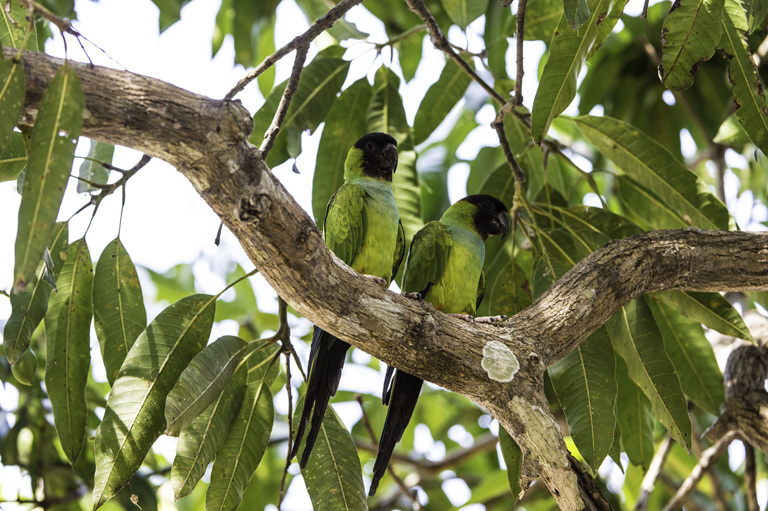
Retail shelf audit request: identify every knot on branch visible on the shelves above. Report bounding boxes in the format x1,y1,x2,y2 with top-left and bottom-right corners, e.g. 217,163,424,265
238,193,272,223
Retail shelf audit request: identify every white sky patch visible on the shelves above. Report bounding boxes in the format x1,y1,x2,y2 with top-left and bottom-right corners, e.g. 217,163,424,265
482,341,519,382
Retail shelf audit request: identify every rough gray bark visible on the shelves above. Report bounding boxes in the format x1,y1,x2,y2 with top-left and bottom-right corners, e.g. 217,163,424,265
8,46,768,510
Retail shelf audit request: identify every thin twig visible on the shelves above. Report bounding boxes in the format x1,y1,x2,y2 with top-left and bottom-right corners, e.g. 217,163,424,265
662,431,737,511
278,350,294,510
260,43,309,158
224,0,363,100
745,444,759,511
356,396,424,509
404,0,506,106
513,0,527,106
634,435,672,511
491,102,526,188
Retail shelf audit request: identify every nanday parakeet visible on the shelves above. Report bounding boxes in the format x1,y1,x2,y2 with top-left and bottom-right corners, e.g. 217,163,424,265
291,132,405,468
369,194,510,496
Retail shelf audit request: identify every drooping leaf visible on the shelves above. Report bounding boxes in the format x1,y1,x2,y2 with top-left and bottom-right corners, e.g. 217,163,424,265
1,0,37,49
0,130,27,181
549,326,617,471
717,0,768,156
294,395,368,511
165,335,248,436
77,139,114,193
312,78,373,228
484,0,510,79
150,0,192,32
654,290,754,341
413,58,472,145
645,296,725,415
498,427,522,505
246,341,280,385
256,18,276,98
0,58,25,156
530,0,619,142
93,238,147,386
713,112,751,147
171,358,248,500
441,0,489,29
614,355,654,469
3,222,67,365
13,63,83,291
658,0,724,91
606,299,691,450
571,115,730,229
616,175,692,230
564,0,590,28
44,237,93,466
294,0,369,41
206,380,274,511
517,0,563,41
93,294,216,509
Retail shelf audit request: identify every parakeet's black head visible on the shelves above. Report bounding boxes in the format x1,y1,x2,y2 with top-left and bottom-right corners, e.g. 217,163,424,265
460,194,510,239
352,132,398,181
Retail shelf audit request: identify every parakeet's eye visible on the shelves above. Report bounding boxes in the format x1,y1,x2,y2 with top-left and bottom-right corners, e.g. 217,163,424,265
365,142,375,152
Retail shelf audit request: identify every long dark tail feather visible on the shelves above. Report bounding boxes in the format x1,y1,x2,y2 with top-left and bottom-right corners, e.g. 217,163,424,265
291,327,351,468
369,370,423,496
382,365,395,405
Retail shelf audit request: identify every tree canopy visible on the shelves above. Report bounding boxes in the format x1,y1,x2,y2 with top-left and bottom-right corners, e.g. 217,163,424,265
1,0,768,510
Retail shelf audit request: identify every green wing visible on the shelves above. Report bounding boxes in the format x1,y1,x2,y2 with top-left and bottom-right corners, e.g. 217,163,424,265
476,270,485,310
392,220,405,280
323,183,367,266
402,221,452,295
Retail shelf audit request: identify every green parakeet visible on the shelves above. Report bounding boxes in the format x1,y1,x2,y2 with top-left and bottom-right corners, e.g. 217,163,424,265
292,132,405,468
369,194,510,496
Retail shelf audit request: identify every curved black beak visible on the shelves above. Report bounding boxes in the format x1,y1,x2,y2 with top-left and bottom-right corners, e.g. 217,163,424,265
378,143,398,174
490,210,511,238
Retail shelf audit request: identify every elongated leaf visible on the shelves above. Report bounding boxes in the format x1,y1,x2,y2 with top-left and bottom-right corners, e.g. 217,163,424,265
616,175,691,229
172,359,247,499
550,326,616,471
312,78,373,228
654,290,753,341
246,341,280,385
207,380,274,511
256,17,276,98
413,59,472,144
0,130,26,181
0,58,25,155
564,0,590,28
498,428,522,505
646,297,724,415
442,0,488,28
606,299,691,450
614,355,654,469
44,238,93,466
77,140,114,193
1,0,36,49
165,335,248,436
659,0,723,91
293,395,367,511
93,238,147,386
13,64,83,291
517,0,563,41
717,0,768,155
485,1,510,79
530,0,618,142
572,115,730,229
4,222,67,365
93,294,216,509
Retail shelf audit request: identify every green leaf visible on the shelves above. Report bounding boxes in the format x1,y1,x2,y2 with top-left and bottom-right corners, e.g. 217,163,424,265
13,63,83,291
549,326,616,471
0,58,25,156
606,299,691,450
413,58,472,145
312,78,373,228
498,428,522,505
1,0,36,49
646,297,725,415
517,0,563,41
93,238,147,386
717,0,768,156
653,290,753,341
294,395,367,511
3,222,67,365
171,358,247,500
658,0,723,91
564,0,591,28
614,355,654,469
397,32,424,82
246,341,280,385
441,0,489,29
44,238,93,465
0,130,27,181
93,294,216,509
165,335,248,436
530,0,619,142
616,175,691,229
572,115,730,229
713,113,751,146
206,380,274,511
256,19,276,97
485,1,510,79
77,140,114,193
150,0,191,32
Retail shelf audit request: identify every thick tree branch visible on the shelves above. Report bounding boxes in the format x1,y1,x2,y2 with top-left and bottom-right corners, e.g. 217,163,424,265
9,47,768,510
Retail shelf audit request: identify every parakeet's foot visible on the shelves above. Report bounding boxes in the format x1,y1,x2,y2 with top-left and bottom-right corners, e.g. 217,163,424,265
362,274,387,287
475,315,508,324
448,313,475,323
402,291,422,300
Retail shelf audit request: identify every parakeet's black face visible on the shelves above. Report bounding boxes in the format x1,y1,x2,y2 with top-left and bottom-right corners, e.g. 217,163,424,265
354,132,398,181
462,194,511,239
